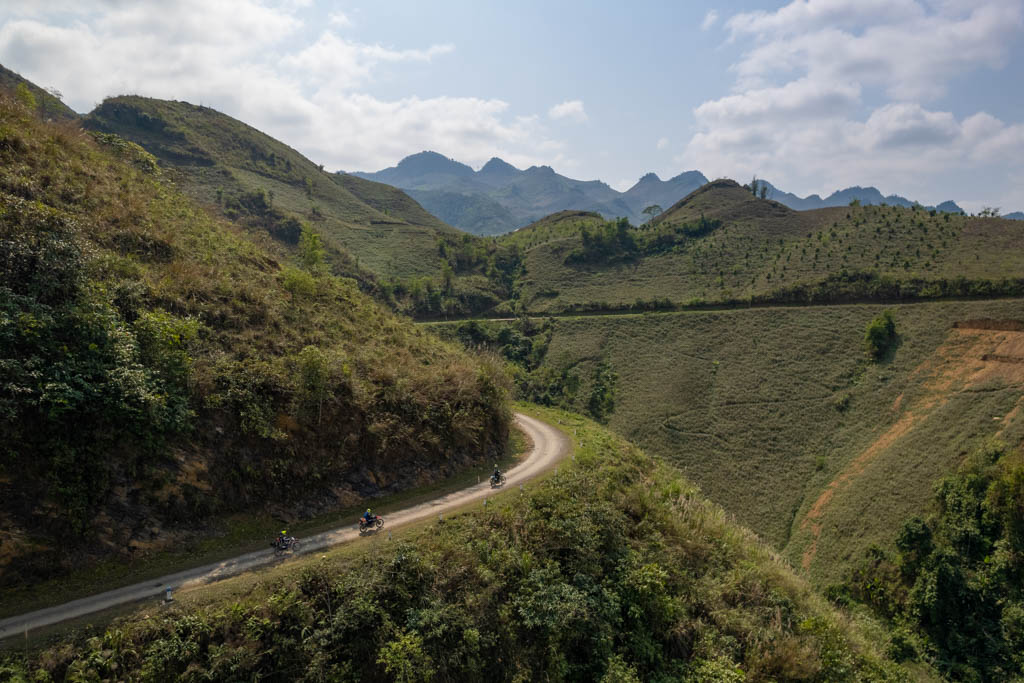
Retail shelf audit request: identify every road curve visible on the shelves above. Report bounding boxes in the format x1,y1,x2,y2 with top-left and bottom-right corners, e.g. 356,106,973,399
0,412,570,640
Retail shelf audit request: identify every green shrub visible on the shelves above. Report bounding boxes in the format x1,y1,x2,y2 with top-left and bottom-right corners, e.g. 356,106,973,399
864,310,897,360
839,441,1024,679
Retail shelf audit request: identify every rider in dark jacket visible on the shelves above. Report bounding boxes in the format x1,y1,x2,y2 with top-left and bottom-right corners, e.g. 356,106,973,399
492,464,501,482
362,508,374,525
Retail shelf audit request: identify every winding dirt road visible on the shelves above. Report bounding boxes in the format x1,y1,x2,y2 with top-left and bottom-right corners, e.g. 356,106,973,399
0,412,570,640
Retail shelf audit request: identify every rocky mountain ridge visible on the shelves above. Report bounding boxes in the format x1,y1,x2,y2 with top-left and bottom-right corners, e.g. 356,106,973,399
353,150,972,235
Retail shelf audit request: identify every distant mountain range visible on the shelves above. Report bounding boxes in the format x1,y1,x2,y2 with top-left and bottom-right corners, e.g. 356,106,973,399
758,180,964,214
1006,212,1024,220
350,151,972,235
350,152,707,235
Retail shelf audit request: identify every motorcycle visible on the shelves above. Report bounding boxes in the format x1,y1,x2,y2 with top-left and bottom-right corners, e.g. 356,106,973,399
359,515,385,534
490,472,507,488
271,535,300,556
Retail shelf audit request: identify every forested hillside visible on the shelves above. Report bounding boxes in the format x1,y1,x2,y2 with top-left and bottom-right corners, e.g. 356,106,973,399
0,88,510,589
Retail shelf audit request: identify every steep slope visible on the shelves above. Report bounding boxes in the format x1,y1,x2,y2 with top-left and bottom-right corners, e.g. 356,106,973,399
434,301,1024,589
0,89,509,589
84,96,457,278
1,409,909,682
330,171,452,230
0,63,78,121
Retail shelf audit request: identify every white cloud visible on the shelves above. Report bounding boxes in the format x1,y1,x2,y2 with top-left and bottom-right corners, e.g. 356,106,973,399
682,0,1024,208
701,9,719,31
656,137,669,150
279,32,454,91
0,2,569,173
726,0,1022,100
548,99,588,122
328,11,352,27
694,78,861,124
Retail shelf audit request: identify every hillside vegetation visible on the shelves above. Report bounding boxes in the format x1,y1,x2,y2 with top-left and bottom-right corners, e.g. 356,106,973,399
0,65,78,122
504,180,1024,314
1,409,911,682
432,301,1024,586
0,89,510,589
82,97,533,320
84,96,455,280
834,439,1024,680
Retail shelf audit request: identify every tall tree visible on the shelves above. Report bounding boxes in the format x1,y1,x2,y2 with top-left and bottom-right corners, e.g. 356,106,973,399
641,205,663,222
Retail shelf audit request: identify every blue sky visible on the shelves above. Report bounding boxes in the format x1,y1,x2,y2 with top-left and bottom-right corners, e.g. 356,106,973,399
2,0,1023,212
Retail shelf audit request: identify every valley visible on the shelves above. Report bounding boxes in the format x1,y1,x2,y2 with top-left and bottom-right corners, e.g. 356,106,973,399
2,58,1023,680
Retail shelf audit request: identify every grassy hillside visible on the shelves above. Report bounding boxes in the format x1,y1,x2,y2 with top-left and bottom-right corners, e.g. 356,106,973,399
503,180,1024,314
84,96,457,279
432,300,1024,587
0,408,912,682
0,64,78,121
0,88,510,589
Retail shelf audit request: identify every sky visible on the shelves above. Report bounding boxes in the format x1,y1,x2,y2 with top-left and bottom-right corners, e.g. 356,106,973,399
1,0,1023,213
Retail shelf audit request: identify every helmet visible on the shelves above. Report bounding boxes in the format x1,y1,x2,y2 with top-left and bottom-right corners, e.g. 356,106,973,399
366,509,371,514
280,530,287,535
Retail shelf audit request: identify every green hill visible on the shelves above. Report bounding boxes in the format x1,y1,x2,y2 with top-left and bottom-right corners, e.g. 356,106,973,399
84,96,457,279
0,64,78,121
501,180,1024,314
0,86,509,590
82,97,530,319
435,302,1024,582
1,409,911,682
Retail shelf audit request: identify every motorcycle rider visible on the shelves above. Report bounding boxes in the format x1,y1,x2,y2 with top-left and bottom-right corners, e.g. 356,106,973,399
362,508,374,526
276,530,288,548
491,464,501,483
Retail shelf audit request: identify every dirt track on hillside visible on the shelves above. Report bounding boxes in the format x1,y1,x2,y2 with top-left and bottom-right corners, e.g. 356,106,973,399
0,412,570,639
800,322,1024,570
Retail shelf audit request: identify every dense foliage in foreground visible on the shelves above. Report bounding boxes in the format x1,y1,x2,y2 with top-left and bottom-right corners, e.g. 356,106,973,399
0,90,509,585
835,441,1024,680
1,410,908,682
